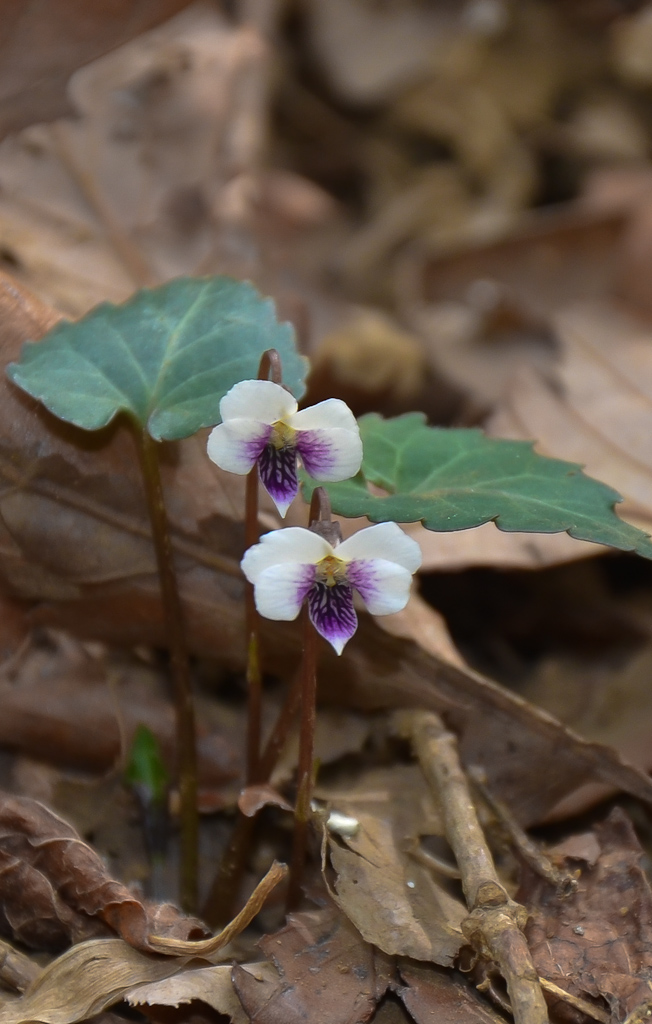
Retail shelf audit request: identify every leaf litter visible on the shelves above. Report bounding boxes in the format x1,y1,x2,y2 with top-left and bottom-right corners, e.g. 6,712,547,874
4,2,652,1024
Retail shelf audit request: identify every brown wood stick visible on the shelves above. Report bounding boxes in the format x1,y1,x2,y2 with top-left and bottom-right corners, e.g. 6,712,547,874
408,710,549,1024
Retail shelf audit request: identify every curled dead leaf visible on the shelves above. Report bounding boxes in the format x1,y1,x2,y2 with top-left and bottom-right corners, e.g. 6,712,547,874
0,792,205,952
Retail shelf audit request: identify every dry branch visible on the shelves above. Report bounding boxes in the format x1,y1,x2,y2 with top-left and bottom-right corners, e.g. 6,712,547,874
407,710,549,1024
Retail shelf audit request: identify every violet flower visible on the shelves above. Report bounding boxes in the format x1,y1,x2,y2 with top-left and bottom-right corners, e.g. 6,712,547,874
241,522,422,654
207,380,362,517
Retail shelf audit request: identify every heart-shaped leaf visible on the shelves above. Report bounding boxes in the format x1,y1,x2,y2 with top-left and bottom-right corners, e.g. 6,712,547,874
7,277,308,440
302,413,652,559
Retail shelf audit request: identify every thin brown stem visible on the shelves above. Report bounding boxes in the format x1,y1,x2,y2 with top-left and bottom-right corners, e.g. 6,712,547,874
244,464,262,783
136,429,198,913
286,608,319,911
243,347,283,784
202,666,303,927
205,347,289,922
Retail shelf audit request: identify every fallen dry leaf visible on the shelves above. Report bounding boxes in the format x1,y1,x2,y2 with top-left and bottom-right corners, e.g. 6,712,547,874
0,793,205,951
0,636,241,786
0,4,327,320
319,764,466,965
521,807,652,1022
237,784,292,818
0,863,287,1024
324,617,652,827
520,644,652,817
0,938,190,1024
232,904,391,1024
487,299,652,538
0,0,197,137
408,292,652,574
398,963,508,1024
126,963,248,1023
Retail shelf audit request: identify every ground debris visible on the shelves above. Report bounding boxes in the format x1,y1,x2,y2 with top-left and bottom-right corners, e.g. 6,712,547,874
0,792,206,952
233,903,391,1024
522,807,652,1022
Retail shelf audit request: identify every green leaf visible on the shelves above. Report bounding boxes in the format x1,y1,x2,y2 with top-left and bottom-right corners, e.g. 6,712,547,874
302,413,652,559
125,725,169,805
7,277,308,440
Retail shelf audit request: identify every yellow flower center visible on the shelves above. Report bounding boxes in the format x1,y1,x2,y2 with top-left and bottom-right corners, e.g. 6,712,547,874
270,420,297,449
316,554,348,588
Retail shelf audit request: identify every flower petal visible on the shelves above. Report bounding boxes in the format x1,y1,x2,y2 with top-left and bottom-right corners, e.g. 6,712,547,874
346,558,414,615
258,443,299,517
207,420,270,475
220,379,298,426
337,522,422,573
241,528,333,582
296,427,363,481
291,398,359,432
308,582,358,655
253,563,316,621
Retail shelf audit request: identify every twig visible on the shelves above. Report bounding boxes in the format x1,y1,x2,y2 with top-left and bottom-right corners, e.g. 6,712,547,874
469,765,577,896
408,710,549,1024
539,977,610,1024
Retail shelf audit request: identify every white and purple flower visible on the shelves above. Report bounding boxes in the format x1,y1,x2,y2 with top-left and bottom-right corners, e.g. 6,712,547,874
207,380,362,517
241,522,422,654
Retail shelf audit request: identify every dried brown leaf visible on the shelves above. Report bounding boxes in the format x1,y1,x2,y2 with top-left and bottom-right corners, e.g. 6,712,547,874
232,905,390,1024
238,784,292,818
521,807,652,1022
489,302,652,537
0,864,287,1024
0,793,205,952
398,963,507,1024
324,619,652,826
0,938,190,1024
0,6,286,316
126,963,248,1023
319,765,466,965
0,641,241,785
0,0,197,138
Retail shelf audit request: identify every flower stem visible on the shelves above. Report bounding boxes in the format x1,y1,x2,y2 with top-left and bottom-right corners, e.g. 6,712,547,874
286,607,319,911
244,465,262,784
244,347,283,785
136,428,198,913
201,665,303,927
284,486,332,911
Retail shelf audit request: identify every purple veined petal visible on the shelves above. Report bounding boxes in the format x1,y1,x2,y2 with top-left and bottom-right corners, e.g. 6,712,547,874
346,558,414,616
291,398,359,432
308,581,358,655
296,427,363,481
220,379,297,426
241,528,333,582
207,420,271,475
253,562,317,621
258,443,299,517
337,522,422,573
